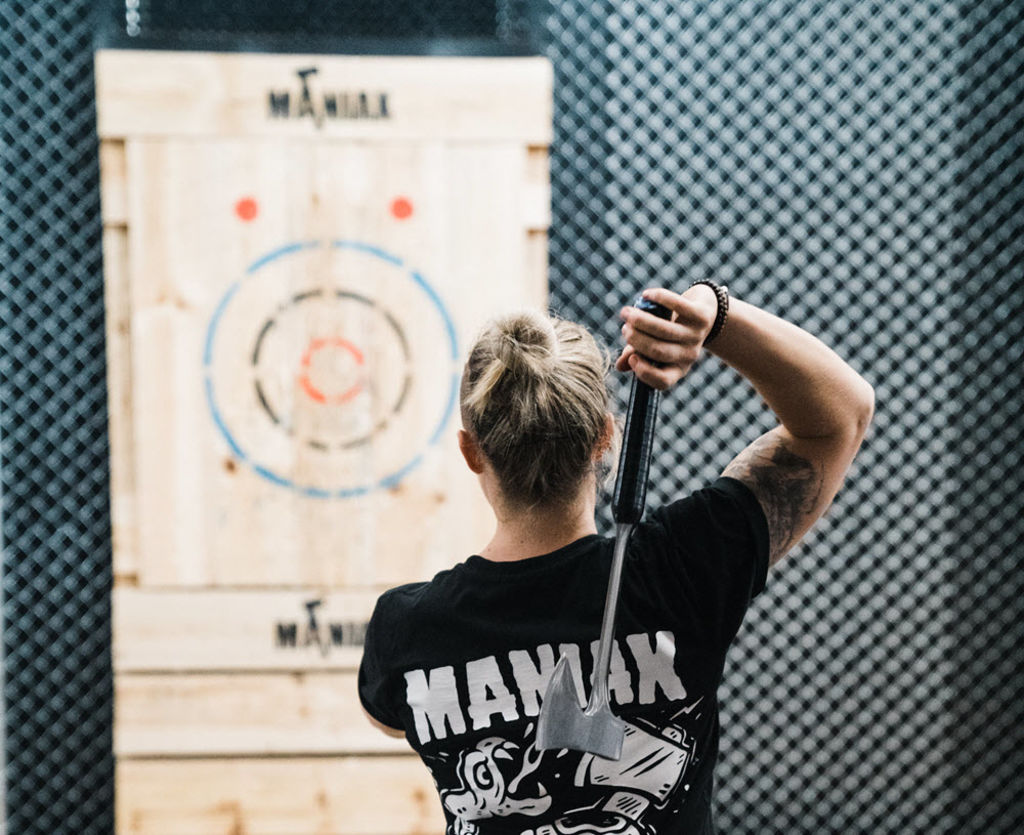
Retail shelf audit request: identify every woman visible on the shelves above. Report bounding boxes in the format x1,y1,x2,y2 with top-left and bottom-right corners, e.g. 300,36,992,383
359,283,874,834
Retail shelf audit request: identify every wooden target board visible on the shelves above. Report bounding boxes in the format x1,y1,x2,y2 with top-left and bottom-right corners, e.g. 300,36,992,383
97,49,551,834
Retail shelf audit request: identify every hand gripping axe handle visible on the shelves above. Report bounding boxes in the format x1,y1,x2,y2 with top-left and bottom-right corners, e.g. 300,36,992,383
536,296,671,760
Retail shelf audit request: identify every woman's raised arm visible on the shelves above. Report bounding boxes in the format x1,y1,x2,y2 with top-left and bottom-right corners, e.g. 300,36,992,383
618,285,874,565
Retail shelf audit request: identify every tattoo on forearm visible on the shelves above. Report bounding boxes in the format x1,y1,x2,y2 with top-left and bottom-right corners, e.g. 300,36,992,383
724,434,825,564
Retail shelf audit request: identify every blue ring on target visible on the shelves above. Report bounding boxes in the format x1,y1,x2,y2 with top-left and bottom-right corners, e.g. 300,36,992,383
203,239,459,498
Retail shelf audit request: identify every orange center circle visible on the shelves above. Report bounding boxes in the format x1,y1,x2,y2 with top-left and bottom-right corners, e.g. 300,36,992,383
298,337,366,404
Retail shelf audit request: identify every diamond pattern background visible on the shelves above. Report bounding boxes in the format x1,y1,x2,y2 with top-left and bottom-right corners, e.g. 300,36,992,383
2,1,1021,832
2,2,115,833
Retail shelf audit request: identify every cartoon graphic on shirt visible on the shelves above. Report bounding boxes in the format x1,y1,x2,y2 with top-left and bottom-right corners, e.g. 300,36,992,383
438,706,700,835
442,734,551,824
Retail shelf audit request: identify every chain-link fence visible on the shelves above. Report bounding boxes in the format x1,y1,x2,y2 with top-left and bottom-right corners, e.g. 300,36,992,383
2,1,1022,832
545,4,1022,833
2,2,114,833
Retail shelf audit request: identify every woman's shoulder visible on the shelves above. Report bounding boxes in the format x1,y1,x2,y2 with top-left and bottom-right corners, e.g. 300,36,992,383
629,476,768,567
375,565,464,615
375,579,430,610
646,476,765,530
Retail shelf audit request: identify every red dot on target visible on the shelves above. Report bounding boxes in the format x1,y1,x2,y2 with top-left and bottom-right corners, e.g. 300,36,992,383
390,196,414,220
235,197,259,221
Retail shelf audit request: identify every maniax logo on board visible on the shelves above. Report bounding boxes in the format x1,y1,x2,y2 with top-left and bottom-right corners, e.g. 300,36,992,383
267,66,391,127
275,599,367,658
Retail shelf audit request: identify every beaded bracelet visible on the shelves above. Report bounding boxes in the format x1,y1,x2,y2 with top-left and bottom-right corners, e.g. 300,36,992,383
688,279,729,344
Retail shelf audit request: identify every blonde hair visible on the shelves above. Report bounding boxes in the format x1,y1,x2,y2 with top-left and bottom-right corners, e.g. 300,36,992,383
460,310,612,509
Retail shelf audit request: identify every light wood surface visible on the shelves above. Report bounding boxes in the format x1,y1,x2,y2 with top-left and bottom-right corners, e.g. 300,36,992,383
113,588,380,672
115,671,408,756
103,221,139,583
100,139,129,224
96,49,552,143
116,757,446,835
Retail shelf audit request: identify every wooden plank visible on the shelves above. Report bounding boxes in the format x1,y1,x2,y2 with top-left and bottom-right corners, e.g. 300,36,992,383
116,756,445,835
100,139,128,224
113,588,380,672
441,142,539,326
123,140,207,582
522,145,551,231
96,50,552,143
130,305,210,584
526,230,550,311
115,671,408,756
102,221,139,582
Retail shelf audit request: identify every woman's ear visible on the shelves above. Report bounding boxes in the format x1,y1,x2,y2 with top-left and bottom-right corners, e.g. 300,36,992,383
458,429,486,474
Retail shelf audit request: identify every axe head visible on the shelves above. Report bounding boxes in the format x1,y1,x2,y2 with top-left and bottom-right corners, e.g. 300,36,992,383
535,654,624,761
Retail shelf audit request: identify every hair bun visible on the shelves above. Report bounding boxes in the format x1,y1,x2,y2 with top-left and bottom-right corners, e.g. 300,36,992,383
496,312,557,378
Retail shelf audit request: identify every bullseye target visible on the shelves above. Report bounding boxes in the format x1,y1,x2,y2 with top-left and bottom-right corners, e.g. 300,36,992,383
251,289,412,450
204,240,458,498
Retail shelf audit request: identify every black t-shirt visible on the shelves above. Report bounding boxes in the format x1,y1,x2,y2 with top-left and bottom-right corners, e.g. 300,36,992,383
359,476,769,835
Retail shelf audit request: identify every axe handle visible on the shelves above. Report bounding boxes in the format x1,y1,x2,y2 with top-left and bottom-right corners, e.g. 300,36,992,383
592,296,671,712
589,521,635,715
611,297,671,524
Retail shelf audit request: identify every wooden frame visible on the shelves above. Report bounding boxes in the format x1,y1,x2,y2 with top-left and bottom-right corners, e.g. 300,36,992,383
97,48,551,834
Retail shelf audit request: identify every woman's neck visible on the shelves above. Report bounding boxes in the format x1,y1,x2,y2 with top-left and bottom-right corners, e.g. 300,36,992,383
478,485,598,563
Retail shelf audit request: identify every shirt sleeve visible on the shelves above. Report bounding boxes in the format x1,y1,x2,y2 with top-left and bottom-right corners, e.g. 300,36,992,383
357,592,404,731
630,476,770,653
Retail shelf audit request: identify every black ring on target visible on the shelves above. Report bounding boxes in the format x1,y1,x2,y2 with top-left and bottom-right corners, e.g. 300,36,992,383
203,239,459,499
250,288,412,450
